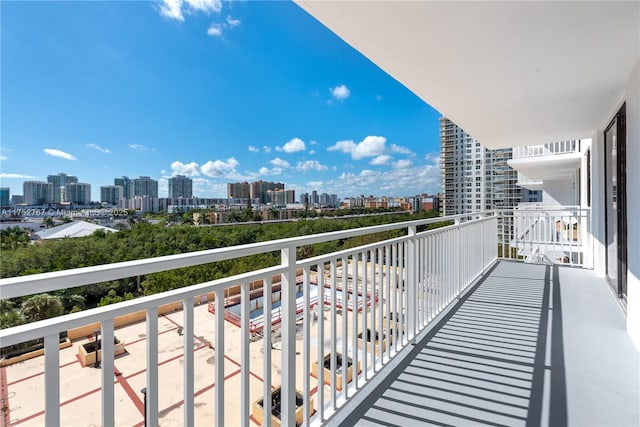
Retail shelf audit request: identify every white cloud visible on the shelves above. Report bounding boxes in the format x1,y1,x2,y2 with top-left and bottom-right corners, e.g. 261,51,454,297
207,24,222,37
129,144,155,151
393,159,413,169
276,137,306,153
306,181,323,189
44,148,76,160
201,157,239,177
390,144,413,155
171,161,201,176
259,167,270,175
248,145,260,153
327,140,357,155
309,140,317,145
270,157,290,168
159,0,222,21
263,146,271,153
296,160,328,172
226,16,241,27
0,173,37,179
327,136,386,160
86,143,110,154
309,150,316,155
370,155,391,165
0,155,7,161
330,84,350,101
159,0,184,21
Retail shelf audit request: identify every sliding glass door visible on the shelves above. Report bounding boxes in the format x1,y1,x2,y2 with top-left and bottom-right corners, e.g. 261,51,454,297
604,104,627,301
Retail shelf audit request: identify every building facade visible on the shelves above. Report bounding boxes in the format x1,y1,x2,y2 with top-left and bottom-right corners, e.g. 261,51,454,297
0,187,9,207
132,176,158,198
100,185,124,205
440,116,540,215
227,182,251,199
23,181,53,205
168,175,193,198
114,177,132,200
64,183,91,205
47,173,78,203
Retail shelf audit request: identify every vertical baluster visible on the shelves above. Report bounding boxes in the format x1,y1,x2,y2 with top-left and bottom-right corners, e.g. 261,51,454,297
316,264,324,420
263,278,273,427
240,282,250,427
183,297,195,427
330,258,337,409
280,245,297,427
303,267,311,423
214,289,225,426
361,250,368,378
44,333,60,426
341,256,348,396
351,255,359,388
146,307,159,427
101,319,115,427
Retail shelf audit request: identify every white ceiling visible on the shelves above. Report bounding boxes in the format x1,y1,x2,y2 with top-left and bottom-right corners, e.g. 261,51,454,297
295,1,639,149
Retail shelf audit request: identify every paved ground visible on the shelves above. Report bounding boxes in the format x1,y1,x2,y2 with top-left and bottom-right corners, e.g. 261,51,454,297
1,302,337,426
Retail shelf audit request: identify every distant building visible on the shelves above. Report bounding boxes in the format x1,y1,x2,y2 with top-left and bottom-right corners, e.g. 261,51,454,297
47,173,78,203
64,183,91,205
266,189,295,206
23,181,53,205
440,116,540,215
114,176,132,199
227,182,251,199
168,175,193,198
132,176,158,198
10,195,24,205
101,185,124,205
0,187,9,207
250,181,284,203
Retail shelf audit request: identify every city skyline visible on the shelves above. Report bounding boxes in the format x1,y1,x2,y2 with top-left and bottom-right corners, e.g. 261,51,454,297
1,1,443,202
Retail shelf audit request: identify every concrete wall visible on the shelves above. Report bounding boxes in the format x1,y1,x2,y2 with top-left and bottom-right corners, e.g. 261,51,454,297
542,176,577,206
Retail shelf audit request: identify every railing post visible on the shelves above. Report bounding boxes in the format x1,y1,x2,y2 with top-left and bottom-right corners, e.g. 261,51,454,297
407,225,417,341
44,333,60,427
280,244,297,427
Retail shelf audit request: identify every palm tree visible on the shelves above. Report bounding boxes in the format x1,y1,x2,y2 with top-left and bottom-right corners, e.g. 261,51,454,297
42,217,55,228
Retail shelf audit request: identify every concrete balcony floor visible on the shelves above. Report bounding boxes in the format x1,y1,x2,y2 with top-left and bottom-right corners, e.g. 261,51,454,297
330,261,639,426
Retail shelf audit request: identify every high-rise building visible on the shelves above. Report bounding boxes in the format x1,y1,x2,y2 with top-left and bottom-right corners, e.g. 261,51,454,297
65,183,91,205
266,189,295,206
114,177,132,199
440,116,540,216
11,195,24,205
227,182,251,199
250,181,284,203
47,173,78,203
132,176,158,198
168,175,193,198
23,181,53,205
101,185,124,205
0,187,9,207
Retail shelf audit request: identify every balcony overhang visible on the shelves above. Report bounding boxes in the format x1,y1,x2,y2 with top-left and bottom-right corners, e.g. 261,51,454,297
294,1,639,149
508,152,582,181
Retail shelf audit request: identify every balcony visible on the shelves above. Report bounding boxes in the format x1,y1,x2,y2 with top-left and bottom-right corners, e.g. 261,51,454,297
0,212,637,426
508,142,582,184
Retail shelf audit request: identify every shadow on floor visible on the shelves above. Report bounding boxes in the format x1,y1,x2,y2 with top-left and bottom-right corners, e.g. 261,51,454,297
338,261,567,427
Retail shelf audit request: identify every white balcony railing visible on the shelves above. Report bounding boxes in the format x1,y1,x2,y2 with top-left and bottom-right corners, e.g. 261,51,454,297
0,213,497,426
512,140,578,159
496,206,592,268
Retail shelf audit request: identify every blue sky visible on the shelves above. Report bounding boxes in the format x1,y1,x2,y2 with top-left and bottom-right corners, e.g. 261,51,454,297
1,0,443,201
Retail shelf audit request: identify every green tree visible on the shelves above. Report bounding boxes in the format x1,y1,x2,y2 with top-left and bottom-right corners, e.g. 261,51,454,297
42,217,55,228
21,294,64,322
